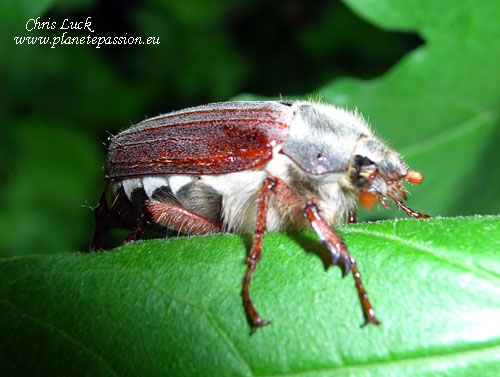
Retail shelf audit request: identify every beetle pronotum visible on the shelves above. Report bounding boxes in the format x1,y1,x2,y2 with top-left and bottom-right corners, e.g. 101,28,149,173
90,100,429,328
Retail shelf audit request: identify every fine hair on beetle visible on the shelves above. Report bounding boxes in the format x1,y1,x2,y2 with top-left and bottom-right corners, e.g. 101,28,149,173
90,100,429,329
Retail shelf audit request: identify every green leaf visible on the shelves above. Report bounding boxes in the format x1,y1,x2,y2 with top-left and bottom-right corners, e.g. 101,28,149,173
1,216,500,376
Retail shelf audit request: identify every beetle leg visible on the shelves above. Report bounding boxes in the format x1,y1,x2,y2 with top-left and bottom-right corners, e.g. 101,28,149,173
348,209,357,224
144,201,222,235
243,177,275,330
90,193,115,251
270,177,304,224
392,195,430,219
124,216,145,243
303,198,380,326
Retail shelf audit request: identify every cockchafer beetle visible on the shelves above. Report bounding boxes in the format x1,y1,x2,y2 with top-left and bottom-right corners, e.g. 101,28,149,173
91,100,429,329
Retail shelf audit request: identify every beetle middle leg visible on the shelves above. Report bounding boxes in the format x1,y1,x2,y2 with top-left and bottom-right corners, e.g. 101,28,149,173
242,178,276,329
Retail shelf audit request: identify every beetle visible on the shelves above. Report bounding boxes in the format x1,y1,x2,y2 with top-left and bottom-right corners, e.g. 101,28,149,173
90,100,429,328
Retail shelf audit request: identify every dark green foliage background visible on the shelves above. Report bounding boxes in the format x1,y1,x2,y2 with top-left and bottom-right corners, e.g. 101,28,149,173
1,0,500,376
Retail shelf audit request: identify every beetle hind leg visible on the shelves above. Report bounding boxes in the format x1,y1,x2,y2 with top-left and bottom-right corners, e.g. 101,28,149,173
90,193,115,251
144,201,222,235
124,216,145,243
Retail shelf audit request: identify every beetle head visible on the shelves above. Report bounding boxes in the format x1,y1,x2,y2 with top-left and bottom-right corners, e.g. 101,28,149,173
345,137,428,217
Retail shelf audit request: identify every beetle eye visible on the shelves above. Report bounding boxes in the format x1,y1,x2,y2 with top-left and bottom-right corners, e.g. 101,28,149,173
353,155,374,168
350,155,375,185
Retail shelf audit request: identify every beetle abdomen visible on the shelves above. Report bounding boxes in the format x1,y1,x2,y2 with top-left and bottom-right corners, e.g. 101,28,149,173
104,175,224,231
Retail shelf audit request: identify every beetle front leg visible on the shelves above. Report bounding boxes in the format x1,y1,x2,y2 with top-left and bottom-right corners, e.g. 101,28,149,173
347,208,357,224
242,177,275,330
303,198,380,326
392,194,430,219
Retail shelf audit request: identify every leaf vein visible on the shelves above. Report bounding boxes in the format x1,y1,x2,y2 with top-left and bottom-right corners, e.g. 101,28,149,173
402,109,496,157
259,341,500,377
341,228,500,285
0,298,121,377
205,311,255,377
101,269,254,376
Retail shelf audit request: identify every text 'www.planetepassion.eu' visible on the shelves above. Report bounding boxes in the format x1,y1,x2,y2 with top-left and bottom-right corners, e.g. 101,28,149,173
14,17,160,49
